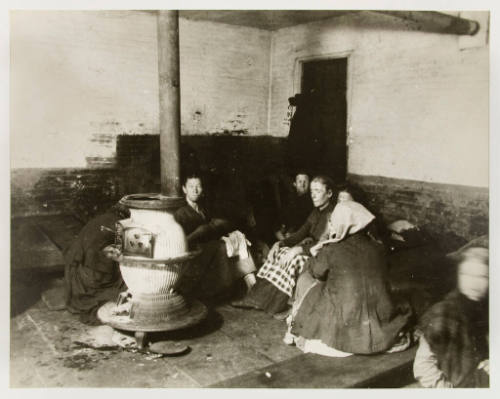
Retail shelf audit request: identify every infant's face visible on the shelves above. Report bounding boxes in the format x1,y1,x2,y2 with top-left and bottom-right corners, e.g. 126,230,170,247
337,191,353,203
458,259,489,301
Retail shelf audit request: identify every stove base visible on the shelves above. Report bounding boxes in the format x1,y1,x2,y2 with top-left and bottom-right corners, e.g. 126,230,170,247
97,299,208,333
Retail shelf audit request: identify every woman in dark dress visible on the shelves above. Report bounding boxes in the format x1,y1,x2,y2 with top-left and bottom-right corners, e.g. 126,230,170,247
232,175,335,315
285,200,412,356
64,204,128,324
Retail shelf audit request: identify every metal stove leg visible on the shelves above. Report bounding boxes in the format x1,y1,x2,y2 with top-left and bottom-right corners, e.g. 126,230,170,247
135,331,147,349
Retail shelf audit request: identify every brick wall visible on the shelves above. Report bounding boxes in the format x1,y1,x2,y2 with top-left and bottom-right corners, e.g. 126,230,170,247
11,168,122,221
116,134,288,223
11,134,288,223
349,174,488,242
11,134,488,243
115,134,286,182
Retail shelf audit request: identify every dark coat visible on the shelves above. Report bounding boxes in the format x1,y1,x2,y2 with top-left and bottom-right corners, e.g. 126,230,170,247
64,211,125,323
282,192,314,234
174,204,235,245
281,202,334,255
286,94,324,174
291,232,411,354
173,204,242,298
174,204,210,236
419,290,489,387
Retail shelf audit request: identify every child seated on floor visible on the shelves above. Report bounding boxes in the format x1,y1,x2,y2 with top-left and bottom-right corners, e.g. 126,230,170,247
413,247,489,388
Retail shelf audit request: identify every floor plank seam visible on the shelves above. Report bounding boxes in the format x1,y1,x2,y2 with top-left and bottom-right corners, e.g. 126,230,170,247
33,221,65,251
26,312,59,356
172,365,202,387
217,321,277,364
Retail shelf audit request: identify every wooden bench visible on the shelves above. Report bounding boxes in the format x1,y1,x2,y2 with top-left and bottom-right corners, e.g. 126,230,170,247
211,347,417,388
11,214,84,272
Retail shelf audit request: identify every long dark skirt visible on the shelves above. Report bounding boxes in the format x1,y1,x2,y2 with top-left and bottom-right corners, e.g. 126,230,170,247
65,263,125,324
243,279,289,314
64,212,126,324
178,240,255,300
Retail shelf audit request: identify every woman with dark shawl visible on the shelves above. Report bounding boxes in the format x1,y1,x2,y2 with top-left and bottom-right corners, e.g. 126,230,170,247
64,204,128,324
284,200,412,356
413,247,489,388
231,175,335,315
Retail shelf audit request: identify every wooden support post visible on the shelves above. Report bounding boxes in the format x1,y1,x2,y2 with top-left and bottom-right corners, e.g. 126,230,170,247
157,10,182,197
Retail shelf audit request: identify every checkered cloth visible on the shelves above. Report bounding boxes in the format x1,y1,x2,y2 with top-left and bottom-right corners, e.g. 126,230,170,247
257,247,310,297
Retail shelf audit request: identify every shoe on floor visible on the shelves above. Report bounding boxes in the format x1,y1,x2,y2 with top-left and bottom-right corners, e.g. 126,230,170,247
273,308,291,321
230,298,260,309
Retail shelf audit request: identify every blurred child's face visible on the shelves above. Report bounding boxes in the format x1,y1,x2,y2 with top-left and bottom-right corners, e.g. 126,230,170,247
183,178,203,203
458,259,489,301
294,174,310,195
337,190,354,203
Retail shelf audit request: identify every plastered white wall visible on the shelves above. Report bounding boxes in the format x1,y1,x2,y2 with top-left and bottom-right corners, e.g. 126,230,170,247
11,11,160,169
179,19,271,136
11,12,271,169
269,12,489,187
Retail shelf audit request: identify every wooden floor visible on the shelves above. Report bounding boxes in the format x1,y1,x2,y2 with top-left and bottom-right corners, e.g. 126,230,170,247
10,215,419,388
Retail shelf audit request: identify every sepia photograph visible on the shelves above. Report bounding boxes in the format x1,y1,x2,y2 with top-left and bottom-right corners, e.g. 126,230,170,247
4,0,496,392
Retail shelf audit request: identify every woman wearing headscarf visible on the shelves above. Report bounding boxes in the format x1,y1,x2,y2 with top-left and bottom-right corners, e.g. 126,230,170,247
284,200,412,356
413,247,489,388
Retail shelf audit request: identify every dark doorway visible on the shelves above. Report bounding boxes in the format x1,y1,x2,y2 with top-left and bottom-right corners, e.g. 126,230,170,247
287,57,347,182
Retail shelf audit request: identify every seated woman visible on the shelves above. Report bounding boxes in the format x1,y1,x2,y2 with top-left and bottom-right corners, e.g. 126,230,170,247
174,173,257,299
231,175,335,315
413,247,489,388
64,203,129,325
284,200,412,356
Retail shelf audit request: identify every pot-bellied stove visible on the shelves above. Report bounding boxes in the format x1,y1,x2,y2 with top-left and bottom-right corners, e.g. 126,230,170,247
97,193,207,350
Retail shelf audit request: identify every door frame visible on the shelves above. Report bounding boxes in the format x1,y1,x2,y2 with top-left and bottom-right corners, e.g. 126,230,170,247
292,51,354,174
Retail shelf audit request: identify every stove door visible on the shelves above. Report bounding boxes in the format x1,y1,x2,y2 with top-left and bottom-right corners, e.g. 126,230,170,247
122,227,156,258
